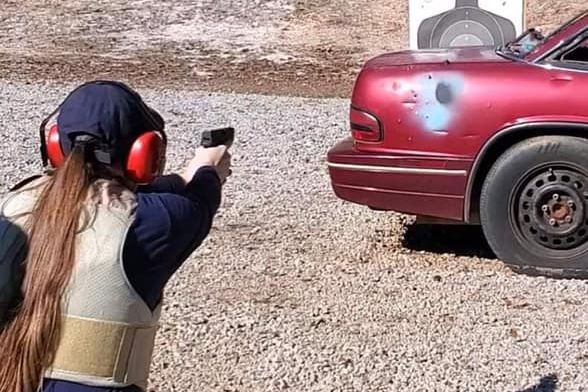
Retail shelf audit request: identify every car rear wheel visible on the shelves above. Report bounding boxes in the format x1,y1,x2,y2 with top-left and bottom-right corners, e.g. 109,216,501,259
480,136,588,279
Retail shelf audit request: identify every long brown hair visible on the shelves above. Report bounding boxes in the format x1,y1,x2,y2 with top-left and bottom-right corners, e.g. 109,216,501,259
0,145,94,392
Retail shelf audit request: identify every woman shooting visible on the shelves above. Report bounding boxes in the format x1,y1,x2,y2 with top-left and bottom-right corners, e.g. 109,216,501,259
0,81,231,392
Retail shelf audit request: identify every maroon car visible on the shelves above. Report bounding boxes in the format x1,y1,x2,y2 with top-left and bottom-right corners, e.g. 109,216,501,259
327,11,588,278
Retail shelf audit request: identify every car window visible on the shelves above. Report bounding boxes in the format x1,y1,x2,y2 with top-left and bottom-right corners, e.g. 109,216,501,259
560,38,588,62
544,34,588,71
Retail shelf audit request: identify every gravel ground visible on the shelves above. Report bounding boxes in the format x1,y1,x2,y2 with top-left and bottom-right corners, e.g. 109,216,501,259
1,80,587,392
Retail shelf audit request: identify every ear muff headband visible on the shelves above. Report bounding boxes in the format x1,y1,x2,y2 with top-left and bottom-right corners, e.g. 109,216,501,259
39,80,167,161
38,81,167,184
92,80,166,141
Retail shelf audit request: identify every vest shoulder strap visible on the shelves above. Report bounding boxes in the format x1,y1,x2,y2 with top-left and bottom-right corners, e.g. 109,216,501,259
8,173,47,192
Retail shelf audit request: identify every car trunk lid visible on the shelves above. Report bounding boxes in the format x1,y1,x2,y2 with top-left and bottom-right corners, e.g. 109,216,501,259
365,47,510,69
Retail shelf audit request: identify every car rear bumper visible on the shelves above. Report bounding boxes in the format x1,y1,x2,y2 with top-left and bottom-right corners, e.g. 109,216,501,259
326,138,469,221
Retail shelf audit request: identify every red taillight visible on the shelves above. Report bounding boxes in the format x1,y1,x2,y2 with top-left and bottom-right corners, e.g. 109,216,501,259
350,105,382,143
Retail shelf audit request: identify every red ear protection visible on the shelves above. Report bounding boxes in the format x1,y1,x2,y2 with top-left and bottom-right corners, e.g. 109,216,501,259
125,131,166,184
43,124,166,185
46,124,66,168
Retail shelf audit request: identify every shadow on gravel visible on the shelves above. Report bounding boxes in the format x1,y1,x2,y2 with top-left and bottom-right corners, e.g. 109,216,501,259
402,223,496,259
513,374,558,392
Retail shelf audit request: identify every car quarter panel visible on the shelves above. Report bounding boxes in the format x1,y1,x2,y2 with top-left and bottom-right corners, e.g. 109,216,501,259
352,61,588,156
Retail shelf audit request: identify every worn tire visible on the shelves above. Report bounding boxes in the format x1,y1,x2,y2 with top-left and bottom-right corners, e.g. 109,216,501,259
480,136,588,279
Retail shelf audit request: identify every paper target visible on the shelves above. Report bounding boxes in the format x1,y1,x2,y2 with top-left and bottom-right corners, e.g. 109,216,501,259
409,0,524,49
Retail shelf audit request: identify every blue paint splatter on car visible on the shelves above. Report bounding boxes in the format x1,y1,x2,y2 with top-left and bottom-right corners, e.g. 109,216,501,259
415,73,465,133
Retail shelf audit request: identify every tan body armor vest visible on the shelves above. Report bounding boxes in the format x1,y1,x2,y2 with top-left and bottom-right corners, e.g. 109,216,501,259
0,175,161,390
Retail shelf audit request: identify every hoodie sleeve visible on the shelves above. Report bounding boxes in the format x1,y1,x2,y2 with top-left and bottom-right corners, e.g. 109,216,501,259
122,166,222,309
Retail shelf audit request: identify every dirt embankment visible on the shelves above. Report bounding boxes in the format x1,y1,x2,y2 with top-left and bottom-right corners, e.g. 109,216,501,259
0,0,585,98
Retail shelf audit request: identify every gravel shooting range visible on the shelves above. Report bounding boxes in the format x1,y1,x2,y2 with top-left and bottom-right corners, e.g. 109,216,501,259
1,1,588,392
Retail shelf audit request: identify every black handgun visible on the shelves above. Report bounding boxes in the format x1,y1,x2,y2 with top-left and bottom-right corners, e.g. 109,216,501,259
200,127,235,148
